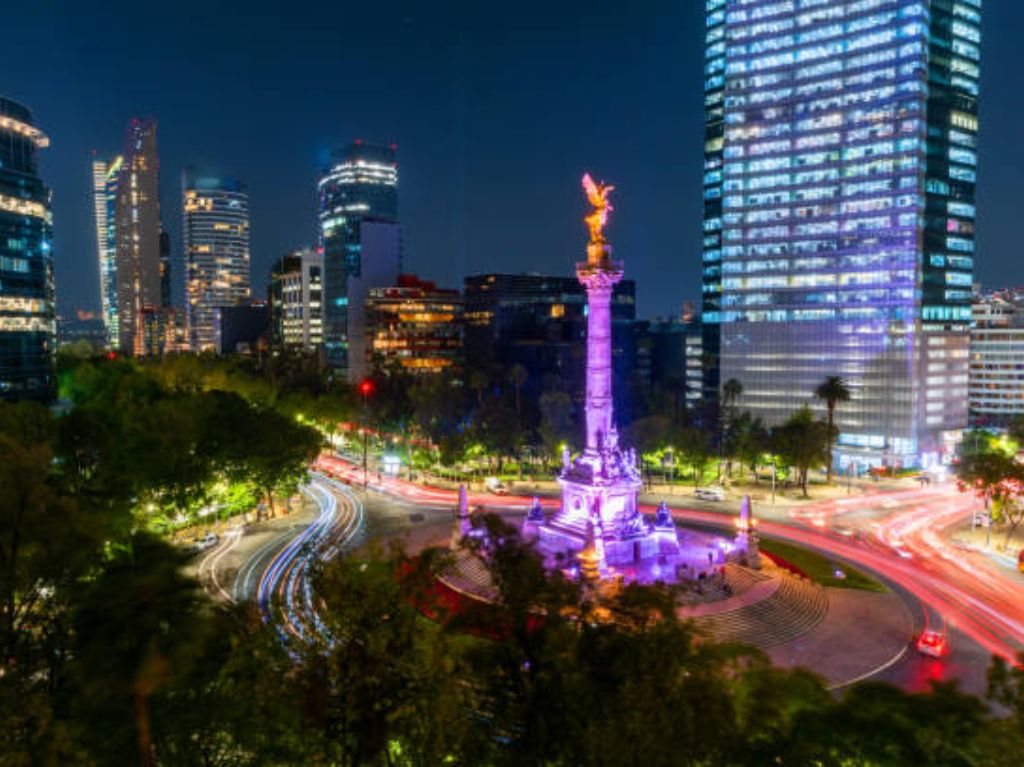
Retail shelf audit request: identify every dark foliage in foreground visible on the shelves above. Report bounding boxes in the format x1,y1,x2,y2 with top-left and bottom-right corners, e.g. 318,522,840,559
3,393,1024,765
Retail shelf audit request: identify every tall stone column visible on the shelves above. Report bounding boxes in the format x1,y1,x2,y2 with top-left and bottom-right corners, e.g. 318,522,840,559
577,242,622,455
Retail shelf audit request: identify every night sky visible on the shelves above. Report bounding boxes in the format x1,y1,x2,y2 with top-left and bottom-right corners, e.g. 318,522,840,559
3,1,1022,319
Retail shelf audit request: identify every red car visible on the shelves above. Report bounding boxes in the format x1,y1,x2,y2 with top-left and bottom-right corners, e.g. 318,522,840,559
916,629,947,658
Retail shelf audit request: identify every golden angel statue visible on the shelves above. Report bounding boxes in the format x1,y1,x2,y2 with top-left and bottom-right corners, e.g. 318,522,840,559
582,173,615,244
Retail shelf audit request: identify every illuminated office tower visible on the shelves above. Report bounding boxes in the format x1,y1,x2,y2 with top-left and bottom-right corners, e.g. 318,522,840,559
0,97,55,399
702,0,981,468
317,141,400,379
268,247,324,351
365,275,463,375
91,153,122,347
183,169,250,352
114,117,161,355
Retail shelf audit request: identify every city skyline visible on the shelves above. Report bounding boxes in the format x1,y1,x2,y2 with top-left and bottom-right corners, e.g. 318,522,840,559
4,1,1022,322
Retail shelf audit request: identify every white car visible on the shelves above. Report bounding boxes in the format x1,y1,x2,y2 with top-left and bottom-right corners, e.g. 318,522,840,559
694,486,726,502
189,532,219,554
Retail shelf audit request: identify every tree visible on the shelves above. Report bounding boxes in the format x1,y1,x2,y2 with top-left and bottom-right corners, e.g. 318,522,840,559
772,406,832,497
730,411,770,482
300,546,470,766
955,441,1024,548
507,363,529,417
235,406,323,519
625,415,672,458
472,394,524,474
469,369,489,407
68,535,216,766
721,378,743,431
719,378,743,475
675,426,714,488
538,390,575,467
814,375,851,483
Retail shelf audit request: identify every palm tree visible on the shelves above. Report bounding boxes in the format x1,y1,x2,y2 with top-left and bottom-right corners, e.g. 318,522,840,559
469,370,489,407
507,364,528,416
814,375,851,484
719,378,743,478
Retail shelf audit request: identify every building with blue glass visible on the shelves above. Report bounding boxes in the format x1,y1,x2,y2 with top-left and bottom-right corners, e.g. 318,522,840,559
702,0,981,468
0,97,55,400
317,141,400,379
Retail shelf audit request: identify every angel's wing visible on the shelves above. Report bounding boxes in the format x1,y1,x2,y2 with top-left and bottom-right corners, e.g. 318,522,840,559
582,173,601,206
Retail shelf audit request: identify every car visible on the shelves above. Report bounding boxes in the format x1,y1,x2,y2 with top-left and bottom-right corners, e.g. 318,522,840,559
915,629,947,658
189,532,219,554
694,486,726,502
485,477,510,495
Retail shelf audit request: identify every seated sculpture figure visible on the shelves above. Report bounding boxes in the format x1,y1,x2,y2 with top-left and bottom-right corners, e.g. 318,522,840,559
655,501,674,529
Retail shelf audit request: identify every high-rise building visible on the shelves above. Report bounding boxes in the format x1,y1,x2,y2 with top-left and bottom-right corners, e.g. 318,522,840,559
114,117,161,355
159,225,172,309
91,153,122,347
317,141,400,378
268,247,324,351
0,97,55,399
366,275,463,375
183,169,250,352
969,291,1024,428
463,273,636,413
702,0,981,468
216,302,268,355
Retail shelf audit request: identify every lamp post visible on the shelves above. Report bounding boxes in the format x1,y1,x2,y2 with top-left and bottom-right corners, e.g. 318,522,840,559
359,379,373,489
770,462,776,518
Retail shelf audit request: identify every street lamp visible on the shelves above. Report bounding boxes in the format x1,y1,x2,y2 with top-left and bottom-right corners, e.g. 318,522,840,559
359,379,373,488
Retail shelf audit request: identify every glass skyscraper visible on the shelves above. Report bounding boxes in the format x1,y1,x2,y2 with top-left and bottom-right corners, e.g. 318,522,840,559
703,0,981,468
91,153,122,348
183,169,251,352
317,141,399,376
0,97,55,399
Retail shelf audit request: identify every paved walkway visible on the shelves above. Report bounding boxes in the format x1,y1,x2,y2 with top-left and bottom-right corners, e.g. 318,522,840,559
767,587,914,690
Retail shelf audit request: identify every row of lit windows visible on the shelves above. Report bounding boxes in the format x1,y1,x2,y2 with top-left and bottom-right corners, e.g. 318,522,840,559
707,306,923,324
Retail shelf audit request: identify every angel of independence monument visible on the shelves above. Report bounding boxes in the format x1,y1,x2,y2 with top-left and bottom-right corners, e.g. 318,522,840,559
522,175,739,584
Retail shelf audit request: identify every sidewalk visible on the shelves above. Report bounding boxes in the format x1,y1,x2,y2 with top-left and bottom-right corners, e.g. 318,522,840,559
948,520,1023,572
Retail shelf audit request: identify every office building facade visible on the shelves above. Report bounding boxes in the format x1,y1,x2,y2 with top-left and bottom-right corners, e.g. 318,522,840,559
703,0,981,467
366,275,462,375
317,141,400,378
463,273,636,414
216,303,268,355
183,169,251,352
268,247,324,351
0,97,55,399
91,153,122,347
114,117,162,355
969,291,1024,428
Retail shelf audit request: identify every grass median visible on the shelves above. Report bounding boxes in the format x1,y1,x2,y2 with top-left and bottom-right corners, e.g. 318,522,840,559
759,538,886,592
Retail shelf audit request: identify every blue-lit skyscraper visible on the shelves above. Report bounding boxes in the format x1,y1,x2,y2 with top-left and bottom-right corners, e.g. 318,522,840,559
703,0,981,468
0,97,55,400
317,141,400,377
